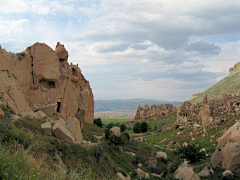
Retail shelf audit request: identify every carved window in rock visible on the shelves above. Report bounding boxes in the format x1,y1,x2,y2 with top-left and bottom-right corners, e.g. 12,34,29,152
39,78,56,89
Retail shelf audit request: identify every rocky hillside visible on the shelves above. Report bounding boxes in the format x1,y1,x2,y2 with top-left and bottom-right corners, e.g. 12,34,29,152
190,63,240,105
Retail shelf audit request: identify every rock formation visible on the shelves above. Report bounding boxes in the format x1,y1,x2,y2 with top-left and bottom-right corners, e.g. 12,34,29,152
0,42,94,142
134,103,174,120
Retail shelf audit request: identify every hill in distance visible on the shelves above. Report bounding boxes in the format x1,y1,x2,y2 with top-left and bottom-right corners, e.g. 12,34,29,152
94,98,182,117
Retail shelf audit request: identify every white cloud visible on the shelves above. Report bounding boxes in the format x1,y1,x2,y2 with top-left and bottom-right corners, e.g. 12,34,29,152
0,0,29,14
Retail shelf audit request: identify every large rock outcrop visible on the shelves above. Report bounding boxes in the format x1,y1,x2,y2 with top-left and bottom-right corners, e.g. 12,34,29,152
211,120,240,171
0,42,94,130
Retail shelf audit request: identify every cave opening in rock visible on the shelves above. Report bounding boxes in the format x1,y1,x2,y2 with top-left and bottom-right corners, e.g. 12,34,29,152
57,102,61,113
39,79,56,89
72,68,77,76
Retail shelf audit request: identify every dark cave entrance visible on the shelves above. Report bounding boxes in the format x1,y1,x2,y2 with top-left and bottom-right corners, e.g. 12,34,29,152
39,79,56,89
57,102,61,113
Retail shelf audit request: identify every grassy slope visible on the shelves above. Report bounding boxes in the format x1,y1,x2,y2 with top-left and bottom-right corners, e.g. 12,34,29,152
190,70,240,105
0,105,180,180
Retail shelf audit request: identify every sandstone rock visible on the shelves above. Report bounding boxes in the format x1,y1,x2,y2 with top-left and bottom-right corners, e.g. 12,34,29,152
0,108,5,119
135,168,146,179
110,126,121,136
135,137,143,143
53,118,66,126
54,154,68,175
175,166,200,180
166,140,174,148
65,116,82,142
117,172,131,180
0,42,94,132
182,142,188,147
156,151,167,159
145,173,150,179
41,122,52,135
137,163,142,168
175,142,180,147
52,122,75,143
55,42,68,61
34,110,47,119
215,117,223,125
197,165,213,177
223,170,233,176
148,157,157,167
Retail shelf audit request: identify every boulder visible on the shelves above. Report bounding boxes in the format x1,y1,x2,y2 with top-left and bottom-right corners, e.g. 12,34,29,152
135,137,143,143
175,166,200,180
135,168,146,179
117,172,131,180
65,116,82,142
137,163,142,168
41,122,52,135
55,42,68,61
34,110,47,119
182,142,188,147
148,157,157,167
156,151,167,159
223,170,233,176
110,126,121,136
196,165,213,177
52,122,75,143
166,140,174,148
38,103,58,117
0,108,5,119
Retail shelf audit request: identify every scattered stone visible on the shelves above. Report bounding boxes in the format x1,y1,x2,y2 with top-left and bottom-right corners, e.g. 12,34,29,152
117,172,131,180
110,126,121,136
52,122,75,143
182,142,188,147
41,122,52,135
197,165,213,177
166,140,174,148
135,168,146,179
137,163,142,168
223,170,233,176
175,166,200,180
175,142,180,147
156,151,167,159
134,137,143,143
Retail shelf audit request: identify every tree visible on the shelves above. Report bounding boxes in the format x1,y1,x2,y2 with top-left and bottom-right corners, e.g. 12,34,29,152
133,122,141,133
178,143,206,163
94,118,103,128
106,122,115,129
140,122,148,133
156,119,166,132
109,135,125,147
120,123,127,132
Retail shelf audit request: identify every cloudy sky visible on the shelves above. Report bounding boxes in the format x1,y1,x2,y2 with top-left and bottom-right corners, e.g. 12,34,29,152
1,0,240,101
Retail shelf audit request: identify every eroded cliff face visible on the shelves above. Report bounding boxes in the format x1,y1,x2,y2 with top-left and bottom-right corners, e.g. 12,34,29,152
0,42,94,125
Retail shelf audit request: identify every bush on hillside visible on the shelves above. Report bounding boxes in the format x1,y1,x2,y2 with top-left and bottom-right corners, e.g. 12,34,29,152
156,119,166,132
108,135,125,147
106,122,115,129
133,122,149,133
92,144,105,162
94,118,103,128
178,143,206,163
104,128,113,140
133,154,146,164
140,122,148,133
120,123,127,132
133,122,141,133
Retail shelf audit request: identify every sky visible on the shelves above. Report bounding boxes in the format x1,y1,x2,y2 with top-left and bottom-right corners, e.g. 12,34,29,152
0,0,240,101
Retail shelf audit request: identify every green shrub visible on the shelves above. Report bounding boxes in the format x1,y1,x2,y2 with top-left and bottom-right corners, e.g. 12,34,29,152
133,154,146,164
178,143,206,163
104,128,113,140
147,166,163,174
106,123,115,129
140,122,148,133
109,135,124,147
121,132,130,141
92,144,104,162
133,122,141,133
156,120,166,132
120,123,127,132
94,118,103,128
